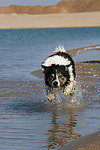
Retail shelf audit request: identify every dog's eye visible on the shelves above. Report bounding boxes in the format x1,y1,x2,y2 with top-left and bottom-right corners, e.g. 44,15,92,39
50,74,54,78
58,75,65,80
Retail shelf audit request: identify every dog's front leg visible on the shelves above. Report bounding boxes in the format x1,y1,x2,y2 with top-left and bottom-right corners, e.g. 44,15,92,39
47,88,55,102
70,90,75,103
63,80,75,96
63,80,76,103
48,93,55,102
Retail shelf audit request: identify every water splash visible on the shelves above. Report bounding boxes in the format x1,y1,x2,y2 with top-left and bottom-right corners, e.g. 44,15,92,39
43,80,83,108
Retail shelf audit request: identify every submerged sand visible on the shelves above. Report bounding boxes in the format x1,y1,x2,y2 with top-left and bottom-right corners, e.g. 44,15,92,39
58,131,100,150
0,12,100,29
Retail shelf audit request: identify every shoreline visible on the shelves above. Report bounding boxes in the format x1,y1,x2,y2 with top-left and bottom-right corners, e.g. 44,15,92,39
58,131,100,150
0,12,100,29
32,44,100,81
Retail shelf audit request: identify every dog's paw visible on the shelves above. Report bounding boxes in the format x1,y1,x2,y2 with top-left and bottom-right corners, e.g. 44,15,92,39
48,93,55,102
64,88,72,96
63,81,75,96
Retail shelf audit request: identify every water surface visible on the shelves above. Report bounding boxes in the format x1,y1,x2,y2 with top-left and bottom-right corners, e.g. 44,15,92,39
0,27,100,150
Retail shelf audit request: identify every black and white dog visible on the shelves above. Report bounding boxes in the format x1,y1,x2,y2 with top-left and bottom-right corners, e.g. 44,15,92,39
41,46,76,102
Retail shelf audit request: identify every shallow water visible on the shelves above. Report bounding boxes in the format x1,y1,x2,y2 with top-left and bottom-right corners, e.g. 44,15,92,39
0,74,100,150
0,28,100,149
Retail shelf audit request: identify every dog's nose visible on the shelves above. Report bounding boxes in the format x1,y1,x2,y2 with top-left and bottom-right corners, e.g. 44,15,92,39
53,81,58,87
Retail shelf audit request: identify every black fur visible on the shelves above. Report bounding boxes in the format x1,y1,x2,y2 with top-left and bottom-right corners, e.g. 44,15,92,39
41,49,76,101
42,52,76,87
42,51,76,89
44,65,70,87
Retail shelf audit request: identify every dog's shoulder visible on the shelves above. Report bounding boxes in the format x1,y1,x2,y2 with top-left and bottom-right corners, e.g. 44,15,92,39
52,46,74,64
41,46,74,68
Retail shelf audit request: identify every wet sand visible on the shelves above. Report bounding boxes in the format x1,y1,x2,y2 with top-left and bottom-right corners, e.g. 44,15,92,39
32,44,100,81
58,131,100,150
0,12,100,29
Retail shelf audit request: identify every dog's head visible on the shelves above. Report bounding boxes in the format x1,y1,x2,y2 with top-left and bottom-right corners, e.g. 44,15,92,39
42,65,70,88
41,46,76,89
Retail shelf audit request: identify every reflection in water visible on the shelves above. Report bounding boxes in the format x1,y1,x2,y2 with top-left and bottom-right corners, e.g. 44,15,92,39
46,109,81,149
0,60,99,150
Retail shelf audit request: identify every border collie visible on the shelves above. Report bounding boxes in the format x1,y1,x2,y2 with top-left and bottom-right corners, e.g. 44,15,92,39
41,46,76,102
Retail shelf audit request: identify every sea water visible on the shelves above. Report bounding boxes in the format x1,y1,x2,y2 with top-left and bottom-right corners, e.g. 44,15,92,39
0,27,100,150
0,27,100,80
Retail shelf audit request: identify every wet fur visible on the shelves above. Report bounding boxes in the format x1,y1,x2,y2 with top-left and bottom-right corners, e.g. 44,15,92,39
41,46,76,102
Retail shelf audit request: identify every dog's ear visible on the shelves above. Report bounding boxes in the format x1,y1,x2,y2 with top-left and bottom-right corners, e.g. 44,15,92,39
42,66,50,74
41,64,45,69
41,65,49,73
65,64,72,71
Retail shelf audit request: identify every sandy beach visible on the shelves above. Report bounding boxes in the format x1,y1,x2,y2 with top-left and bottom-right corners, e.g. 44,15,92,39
0,12,100,29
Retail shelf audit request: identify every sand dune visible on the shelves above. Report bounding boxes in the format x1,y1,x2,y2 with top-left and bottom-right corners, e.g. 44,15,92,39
0,0,100,29
0,0,100,15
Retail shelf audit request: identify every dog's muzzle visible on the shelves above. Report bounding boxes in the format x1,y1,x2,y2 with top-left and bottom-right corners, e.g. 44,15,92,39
52,80,60,88
53,81,58,87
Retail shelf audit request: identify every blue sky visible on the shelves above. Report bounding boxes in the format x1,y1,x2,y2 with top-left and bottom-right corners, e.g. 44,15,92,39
0,0,61,6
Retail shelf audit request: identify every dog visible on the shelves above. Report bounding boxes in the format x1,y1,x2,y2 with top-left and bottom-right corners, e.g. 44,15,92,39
41,46,76,102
